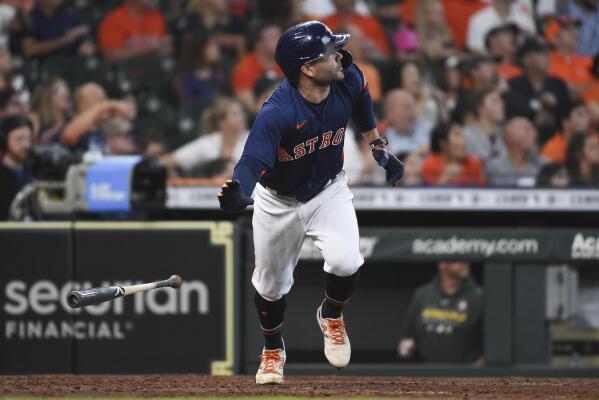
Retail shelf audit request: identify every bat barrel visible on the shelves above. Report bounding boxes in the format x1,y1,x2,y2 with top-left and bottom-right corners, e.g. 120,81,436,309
67,286,126,308
67,291,82,308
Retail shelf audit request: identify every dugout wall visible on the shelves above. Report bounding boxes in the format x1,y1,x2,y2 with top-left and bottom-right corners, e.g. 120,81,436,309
240,226,599,376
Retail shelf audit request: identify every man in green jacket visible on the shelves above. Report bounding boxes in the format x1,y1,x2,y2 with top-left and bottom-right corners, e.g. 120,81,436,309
398,261,484,364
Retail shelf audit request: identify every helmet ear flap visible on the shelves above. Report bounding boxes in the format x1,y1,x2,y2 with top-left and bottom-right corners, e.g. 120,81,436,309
338,49,353,70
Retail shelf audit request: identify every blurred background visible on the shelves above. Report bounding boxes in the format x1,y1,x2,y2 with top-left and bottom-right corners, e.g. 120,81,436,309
1,0,599,377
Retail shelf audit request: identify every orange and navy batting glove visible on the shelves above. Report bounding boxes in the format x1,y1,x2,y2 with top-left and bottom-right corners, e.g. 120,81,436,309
370,137,404,186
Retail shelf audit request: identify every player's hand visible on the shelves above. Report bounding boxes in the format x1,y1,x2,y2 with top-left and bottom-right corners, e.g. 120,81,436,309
217,179,254,212
370,138,404,186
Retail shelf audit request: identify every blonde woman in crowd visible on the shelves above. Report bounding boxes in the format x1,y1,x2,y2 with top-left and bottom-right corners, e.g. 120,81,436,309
399,61,443,126
415,0,456,62
30,77,71,144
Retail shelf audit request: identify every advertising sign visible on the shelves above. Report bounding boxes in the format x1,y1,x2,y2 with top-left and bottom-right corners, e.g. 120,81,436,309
298,228,599,262
0,222,236,374
0,223,73,373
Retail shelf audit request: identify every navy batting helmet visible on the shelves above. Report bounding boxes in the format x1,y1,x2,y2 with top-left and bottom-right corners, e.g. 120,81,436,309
275,21,352,85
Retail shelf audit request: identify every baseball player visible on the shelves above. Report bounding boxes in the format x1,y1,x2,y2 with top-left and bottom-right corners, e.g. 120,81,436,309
217,21,404,384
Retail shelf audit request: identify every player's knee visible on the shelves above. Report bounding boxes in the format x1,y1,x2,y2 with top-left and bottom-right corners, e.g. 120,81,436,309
252,276,293,301
255,288,286,302
323,253,363,277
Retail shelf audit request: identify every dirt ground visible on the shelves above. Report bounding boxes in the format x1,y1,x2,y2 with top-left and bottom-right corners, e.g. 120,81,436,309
1,375,598,399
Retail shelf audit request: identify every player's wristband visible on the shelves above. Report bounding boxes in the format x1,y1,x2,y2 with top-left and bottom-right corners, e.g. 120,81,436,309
369,137,388,149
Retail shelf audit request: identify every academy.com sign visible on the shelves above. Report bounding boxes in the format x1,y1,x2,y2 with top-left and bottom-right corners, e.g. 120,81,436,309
571,233,599,259
411,236,539,257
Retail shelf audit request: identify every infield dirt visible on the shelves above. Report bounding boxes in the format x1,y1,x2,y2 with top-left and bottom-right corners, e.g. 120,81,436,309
1,375,598,399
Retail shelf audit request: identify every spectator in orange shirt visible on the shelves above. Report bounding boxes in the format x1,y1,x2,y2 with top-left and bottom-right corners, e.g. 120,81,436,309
485,23,522,81
421,121,485,186
342,24,382,103
232,22,283,113
396,0,418,27
322,0,390,57
98,0,172,64
546,16,593,98
441,0,488,50
541,101,591,164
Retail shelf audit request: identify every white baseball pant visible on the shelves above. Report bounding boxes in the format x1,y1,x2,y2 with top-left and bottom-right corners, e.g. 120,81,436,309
251,171,364,301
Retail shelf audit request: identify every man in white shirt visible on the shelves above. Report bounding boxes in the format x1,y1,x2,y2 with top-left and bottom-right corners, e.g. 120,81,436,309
467,0,536,53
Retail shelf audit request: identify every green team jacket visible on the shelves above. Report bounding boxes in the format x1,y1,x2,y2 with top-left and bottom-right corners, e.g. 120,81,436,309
403,275,484,363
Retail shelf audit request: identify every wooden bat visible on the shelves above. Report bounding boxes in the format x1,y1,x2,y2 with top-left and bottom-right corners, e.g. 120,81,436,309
66,275,183,308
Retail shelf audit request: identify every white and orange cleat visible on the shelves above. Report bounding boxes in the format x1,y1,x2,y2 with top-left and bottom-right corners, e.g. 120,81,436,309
255,347,286,384
316,303,351,368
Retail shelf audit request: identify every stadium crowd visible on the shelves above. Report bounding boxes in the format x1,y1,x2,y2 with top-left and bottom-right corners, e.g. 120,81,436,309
1,0,599,209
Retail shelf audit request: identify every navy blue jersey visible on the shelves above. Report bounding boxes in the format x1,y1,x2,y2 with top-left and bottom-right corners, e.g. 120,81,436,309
240,63,376,200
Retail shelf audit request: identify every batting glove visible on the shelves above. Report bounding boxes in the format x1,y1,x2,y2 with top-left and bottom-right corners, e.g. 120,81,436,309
370,137,404,186
217,179,254,212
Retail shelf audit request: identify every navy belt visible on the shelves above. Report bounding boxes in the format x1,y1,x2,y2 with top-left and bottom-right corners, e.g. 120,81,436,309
264,175,338,203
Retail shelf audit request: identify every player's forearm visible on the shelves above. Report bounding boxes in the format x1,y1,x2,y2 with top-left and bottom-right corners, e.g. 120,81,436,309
232,155,266,198
360,128,380,144
61,102,112,146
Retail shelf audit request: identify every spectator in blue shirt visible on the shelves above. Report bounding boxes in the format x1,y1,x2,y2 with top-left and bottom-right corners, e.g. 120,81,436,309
177,32,226,104
21,0,94,60
558,0,599,57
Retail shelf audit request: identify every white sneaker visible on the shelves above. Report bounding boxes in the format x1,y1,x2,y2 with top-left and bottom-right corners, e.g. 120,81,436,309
316,303,351,368
255,347,285,384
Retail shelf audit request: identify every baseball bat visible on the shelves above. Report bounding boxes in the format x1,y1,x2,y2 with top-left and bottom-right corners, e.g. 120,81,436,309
66,275,183,308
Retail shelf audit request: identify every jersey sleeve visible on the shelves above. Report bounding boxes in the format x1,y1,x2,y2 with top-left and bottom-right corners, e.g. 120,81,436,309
345,64,376,134
240,103,288,169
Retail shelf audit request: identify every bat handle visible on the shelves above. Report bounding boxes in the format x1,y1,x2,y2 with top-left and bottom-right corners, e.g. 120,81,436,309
167,274,183,288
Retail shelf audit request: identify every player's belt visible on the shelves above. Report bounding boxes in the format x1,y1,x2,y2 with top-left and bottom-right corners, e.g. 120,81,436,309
264,175,339,203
